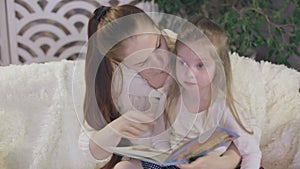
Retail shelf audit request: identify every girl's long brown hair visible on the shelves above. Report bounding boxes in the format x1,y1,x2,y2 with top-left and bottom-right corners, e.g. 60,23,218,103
84,5,158,168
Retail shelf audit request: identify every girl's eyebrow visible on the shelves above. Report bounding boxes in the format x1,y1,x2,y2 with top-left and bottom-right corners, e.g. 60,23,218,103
133,53,148,65
177,52,206,63
177,54,184,59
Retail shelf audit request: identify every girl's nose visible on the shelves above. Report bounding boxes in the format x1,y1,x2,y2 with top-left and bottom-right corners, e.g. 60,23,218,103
184,66,195,79
149,53,167,69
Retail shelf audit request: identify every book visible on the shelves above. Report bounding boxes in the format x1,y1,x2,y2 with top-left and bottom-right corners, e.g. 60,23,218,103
107,126,239,166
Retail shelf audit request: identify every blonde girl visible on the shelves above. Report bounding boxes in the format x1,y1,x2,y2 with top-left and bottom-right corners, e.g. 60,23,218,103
162,15,262,169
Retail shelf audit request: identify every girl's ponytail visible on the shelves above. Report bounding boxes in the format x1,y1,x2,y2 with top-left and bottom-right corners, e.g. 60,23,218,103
85,6,118,129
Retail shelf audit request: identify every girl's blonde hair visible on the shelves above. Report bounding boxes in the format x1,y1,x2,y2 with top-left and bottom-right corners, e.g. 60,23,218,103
165,15,253,134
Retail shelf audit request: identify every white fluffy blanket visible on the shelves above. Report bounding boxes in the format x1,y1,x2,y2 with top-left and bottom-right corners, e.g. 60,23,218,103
0,60,93,169
0,53,299,169
230,53,300,169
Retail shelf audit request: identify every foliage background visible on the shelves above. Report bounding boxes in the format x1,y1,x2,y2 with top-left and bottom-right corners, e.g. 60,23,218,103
137,0,300,70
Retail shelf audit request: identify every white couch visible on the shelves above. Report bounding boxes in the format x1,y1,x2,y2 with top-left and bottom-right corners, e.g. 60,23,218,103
0,53,299,169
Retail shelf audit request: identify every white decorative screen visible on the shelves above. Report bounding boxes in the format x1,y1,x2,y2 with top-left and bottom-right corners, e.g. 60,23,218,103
2,0,156,65
7,0,104,64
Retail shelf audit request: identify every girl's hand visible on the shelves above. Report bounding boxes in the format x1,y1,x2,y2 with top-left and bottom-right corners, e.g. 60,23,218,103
109,110,156,138
177,143,240,169
89,111,157,159
176,153,221,169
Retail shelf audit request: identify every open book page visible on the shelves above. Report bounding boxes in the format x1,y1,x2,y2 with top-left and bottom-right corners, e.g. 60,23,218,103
107,126,239,166
165,126,239,164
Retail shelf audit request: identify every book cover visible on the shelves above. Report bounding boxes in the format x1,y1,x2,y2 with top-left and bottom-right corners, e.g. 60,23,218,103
107,126,239,166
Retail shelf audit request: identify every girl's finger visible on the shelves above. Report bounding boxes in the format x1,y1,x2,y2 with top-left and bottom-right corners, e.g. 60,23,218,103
124,111,156,124
121,124,150,138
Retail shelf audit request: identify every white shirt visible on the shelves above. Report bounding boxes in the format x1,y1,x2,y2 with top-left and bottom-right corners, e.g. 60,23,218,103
170,96,262,169
78,64,168,165
79,64,261,168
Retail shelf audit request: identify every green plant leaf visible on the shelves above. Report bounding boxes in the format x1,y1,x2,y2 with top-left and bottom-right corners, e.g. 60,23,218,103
136,0,299,68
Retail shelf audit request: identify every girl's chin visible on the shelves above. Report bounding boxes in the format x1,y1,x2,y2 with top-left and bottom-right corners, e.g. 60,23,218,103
183,81,197,86
148,79,165,89
147,74,168,89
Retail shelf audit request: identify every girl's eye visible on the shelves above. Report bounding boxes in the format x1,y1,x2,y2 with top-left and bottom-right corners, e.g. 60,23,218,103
136,60,146,66
178,59,186,65
197,63,204,68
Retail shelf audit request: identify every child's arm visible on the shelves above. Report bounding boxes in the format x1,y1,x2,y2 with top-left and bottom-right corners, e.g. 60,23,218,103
89,111,157,158
78,128,112,166
176,143,241,169
219,143,242,168
233,133,262,169
221,106,262,169
79,111,157,164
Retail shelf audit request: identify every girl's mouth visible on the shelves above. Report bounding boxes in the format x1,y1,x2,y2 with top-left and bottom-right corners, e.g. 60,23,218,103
184,81,197,86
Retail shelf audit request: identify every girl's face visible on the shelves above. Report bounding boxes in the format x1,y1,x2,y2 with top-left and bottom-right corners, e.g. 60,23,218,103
175,41,216,92
120,33,170,89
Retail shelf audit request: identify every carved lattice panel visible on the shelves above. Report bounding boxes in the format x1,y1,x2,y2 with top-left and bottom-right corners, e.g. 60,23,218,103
6,0,137,64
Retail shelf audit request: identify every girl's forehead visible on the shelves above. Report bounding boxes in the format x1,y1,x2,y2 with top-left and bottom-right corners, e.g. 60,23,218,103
124,33,159,49
135,23,161,34
118,33,159,60
177,41,214,60
181,39,212,50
